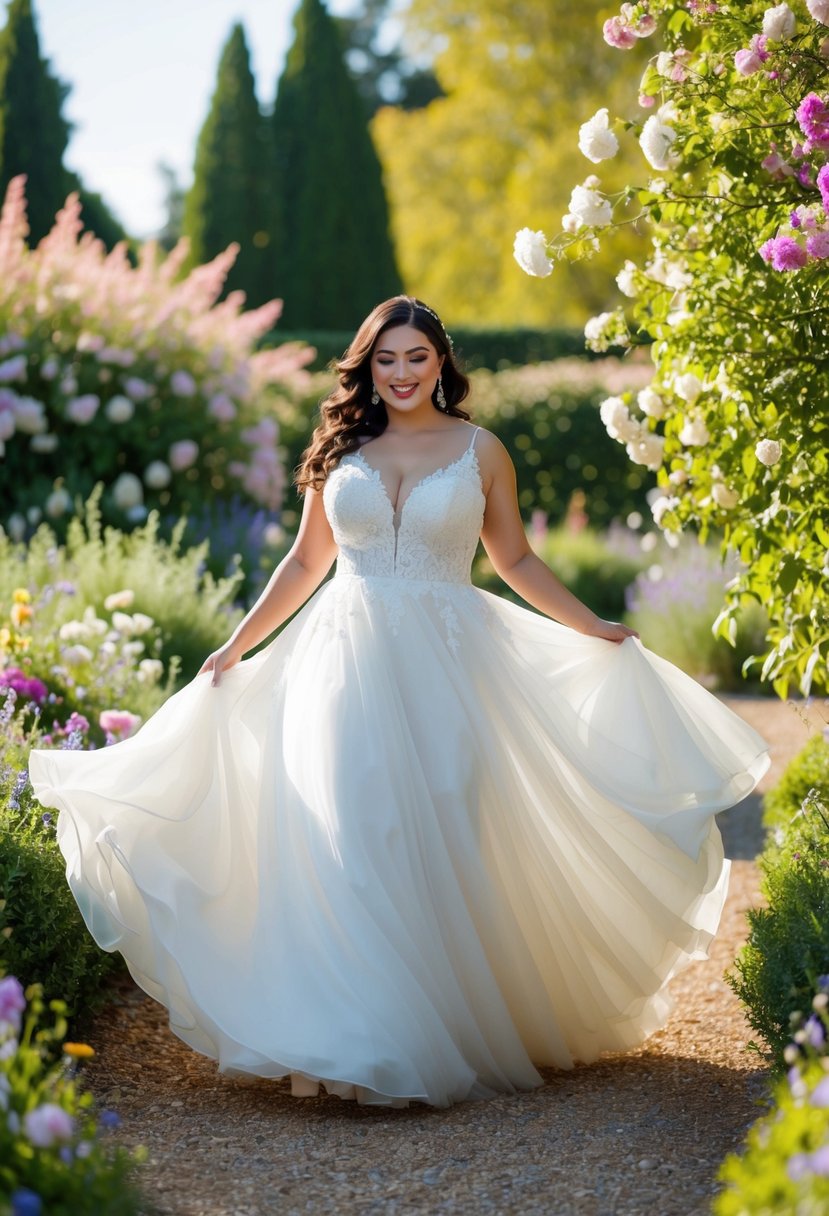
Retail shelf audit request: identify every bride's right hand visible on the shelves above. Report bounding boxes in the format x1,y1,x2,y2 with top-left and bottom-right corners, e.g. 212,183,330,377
198,639,245,687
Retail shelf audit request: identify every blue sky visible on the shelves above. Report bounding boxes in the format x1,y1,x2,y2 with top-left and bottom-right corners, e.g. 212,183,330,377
14,0,359,238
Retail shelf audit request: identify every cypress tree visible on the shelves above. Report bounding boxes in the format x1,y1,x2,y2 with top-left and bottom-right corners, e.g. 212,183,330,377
0,0,72,244
182,23,271,306
270,0,402,329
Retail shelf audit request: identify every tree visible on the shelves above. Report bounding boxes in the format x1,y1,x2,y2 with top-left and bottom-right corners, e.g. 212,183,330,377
335,0,441,117
269,0,402,329
371,0,649,327
0,0,71,245
182,23,272,306
156,160,186,252
516,0,829,697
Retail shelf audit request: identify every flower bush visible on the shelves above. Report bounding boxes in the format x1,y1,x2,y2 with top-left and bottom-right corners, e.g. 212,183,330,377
0,175,313,538
0,974,143,1214
715,987,829,1215
515,0,829,698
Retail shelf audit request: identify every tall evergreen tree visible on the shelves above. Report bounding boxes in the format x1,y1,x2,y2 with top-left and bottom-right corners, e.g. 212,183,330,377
0,0,71,244
182,23,271,306
270,0,402,329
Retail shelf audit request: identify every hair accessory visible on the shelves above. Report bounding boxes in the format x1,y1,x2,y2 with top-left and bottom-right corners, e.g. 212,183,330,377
371,384,380,406
416,302,453,351
436,376,447,410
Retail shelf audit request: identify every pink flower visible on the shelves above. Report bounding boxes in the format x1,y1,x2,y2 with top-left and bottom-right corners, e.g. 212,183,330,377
806,229,829,257
169,439,199,471
818,163,829,213
99,709,142,738
761,235,809,269
638,93,656,108
170,369,196,397
0,976,26,1032
0,668,48,705
797,93,829,147
207,393,237,422
807,0,829,25
66,394,100,425
24,1103,75,1148
603,16,638,48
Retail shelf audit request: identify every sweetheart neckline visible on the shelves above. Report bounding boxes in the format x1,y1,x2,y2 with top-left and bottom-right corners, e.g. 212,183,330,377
351,445,483,526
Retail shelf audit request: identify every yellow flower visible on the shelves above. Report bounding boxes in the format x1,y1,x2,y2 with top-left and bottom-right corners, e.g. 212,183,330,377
12,588,31,604
62,1042,96,1059
0,626,10,649
10,603,32,628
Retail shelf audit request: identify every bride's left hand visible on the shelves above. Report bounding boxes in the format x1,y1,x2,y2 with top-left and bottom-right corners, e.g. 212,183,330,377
587,619,640,644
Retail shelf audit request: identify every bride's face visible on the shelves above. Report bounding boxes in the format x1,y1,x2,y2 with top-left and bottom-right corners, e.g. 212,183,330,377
370,325,445,414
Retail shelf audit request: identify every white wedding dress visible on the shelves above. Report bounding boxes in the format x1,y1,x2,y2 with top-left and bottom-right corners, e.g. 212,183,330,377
29,425,769,1108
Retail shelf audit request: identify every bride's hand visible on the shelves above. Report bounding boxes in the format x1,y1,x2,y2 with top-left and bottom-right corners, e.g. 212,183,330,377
587,619,640,644
198,639,245,686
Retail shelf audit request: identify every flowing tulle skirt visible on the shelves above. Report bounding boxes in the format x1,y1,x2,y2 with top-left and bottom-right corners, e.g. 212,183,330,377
28,575,769,1107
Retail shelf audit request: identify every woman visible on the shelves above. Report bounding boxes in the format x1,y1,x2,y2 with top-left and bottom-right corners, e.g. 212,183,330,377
29,295,769,1110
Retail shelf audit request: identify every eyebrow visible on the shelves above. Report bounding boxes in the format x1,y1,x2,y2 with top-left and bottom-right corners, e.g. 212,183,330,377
375,345,430,355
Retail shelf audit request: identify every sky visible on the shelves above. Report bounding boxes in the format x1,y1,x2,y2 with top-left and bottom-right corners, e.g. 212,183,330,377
13,0,359,238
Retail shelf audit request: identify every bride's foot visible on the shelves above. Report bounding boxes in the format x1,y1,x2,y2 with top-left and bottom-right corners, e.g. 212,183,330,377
290,1071,320,1097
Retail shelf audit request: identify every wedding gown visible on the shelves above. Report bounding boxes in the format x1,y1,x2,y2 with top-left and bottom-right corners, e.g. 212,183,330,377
28,425,769,1109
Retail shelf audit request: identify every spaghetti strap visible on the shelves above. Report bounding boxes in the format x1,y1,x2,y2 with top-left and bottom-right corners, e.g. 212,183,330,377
468,425,482,452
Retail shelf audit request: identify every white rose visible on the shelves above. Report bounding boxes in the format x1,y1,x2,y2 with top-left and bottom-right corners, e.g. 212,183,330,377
578,108,619,163
112,472,144,510
121,640,145,658
105,395,135,423
651,495,680,527
640,115,678,171
130,612,155,636
62,644,93,666
600,396,641,444
674,372,703,403
104,589,135,611
567,183,613,230
616,261,639,297
638,387,667,419
755,438,782,466
626,431,665,471
30,433,59,453
144,460,172,489
513,228,553,277
763,3,796,39
808,0,829,23
712,482,739,509
584,313,613,351
59,620,92,642
561,213,580,234
679,417,711,446
138,658,164,682
669,468,689,486
45,488,72,517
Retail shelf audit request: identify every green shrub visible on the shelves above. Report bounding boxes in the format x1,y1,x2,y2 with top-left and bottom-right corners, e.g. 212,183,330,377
624,540,770,691
0,974,144,1214
727,787,829,1069
0,697,123,1013
764,737,829,838
714,998,829,1216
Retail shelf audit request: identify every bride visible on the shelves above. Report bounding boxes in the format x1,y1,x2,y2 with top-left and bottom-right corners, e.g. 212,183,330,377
29,295,769,1109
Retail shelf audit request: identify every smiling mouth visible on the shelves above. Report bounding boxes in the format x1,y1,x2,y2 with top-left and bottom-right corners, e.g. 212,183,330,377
390,384,417,398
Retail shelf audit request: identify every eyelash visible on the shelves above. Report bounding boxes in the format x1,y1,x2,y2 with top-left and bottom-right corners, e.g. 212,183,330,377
377,357,427,365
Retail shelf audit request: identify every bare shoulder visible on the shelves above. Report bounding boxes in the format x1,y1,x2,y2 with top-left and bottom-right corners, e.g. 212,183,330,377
471,426,514,489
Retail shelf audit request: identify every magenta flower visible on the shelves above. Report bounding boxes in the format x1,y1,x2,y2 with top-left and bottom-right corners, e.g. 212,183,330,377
0,976,26,1032
99,708,142,738
818,163,829,213
806,229,829,258
760,235,809,270
603,16,638,48
0,668,48,705
796,93,829,147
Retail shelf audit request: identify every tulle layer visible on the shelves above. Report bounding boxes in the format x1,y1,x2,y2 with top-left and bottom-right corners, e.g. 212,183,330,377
28,575,769,1108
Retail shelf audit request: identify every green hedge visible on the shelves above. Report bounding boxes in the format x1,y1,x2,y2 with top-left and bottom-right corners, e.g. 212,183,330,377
270,326,594,371
763,735,829,836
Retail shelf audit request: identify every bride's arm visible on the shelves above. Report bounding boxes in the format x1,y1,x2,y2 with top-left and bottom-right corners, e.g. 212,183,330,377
477,432,638,644
199,486,338,684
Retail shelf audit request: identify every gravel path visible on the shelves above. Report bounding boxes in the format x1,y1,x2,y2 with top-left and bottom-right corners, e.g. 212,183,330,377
77,696,827,1216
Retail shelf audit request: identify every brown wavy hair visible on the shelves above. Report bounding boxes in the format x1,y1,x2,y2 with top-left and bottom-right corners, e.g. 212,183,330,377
295,296,472,492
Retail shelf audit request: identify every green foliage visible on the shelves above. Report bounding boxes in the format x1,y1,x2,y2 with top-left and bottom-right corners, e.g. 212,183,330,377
182,23,273,307
715,1053,829,1216
530,1,829,697
270,0,402,328
764,737,829,838
727,785,829,1069
0,975,144,1213
624,539,770,691
0,0,71,245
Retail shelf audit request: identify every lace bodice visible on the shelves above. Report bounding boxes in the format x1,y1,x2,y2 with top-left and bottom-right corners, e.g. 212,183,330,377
323,428,485,585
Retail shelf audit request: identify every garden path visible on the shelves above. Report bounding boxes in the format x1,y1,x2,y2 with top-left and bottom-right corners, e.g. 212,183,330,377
79,696,826,1216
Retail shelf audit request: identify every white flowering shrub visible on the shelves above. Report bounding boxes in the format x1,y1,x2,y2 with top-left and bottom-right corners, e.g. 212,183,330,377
515,0,829,697
0,176,313,538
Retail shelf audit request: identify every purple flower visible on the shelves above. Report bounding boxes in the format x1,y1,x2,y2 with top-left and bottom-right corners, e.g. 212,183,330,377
804,1014,826,1048
811,1076,829,1107
41,812,53,828
0,668,48,706
812,1145,829,1176
0,976,26,1033
11,1190,42,1216
806,229,829,258
817,975,829,991
787,1152,811,1181
99,1108,121,1128
8,768,28,811
760,235,809,270
818,164,829,214
796,93,829,147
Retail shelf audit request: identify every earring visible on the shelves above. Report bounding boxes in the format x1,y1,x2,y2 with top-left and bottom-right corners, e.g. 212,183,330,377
371,384,380,405
436,376,447,410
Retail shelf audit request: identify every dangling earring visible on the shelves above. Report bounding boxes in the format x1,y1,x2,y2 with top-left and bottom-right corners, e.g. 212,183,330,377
436,376,447,410
371,383,380,405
